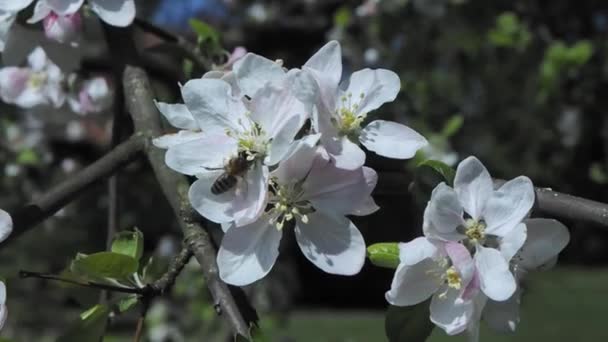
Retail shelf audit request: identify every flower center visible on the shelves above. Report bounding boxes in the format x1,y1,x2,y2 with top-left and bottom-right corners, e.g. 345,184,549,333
226,117,268,161
268,179,314,230
27,72,48,89
444,266,462,290
333,92,366,140
464,218,486,243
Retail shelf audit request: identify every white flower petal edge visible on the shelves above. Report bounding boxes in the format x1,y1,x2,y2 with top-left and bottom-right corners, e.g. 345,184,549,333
474,246,516,301
89,0,135,27
430,286,474,335
0,281,6,330
454,156,494,220
295,211,365,276
0,0,34,12
0,209,12,243
154,101,198,131
217,217,282,286
233,53,286,97
360,120,427,159
518,218,570,270
484,176,535,237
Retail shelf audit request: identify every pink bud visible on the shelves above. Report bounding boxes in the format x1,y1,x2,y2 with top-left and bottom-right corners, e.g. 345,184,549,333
43,11,82,44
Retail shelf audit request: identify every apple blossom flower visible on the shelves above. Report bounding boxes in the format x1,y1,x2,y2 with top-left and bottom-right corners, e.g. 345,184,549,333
0,47,65,108
386,237,479,335
423,156,535,302
68,76,112,115
217,136,377,286
302,40,428,169
41,10,82,44
155,74,313,226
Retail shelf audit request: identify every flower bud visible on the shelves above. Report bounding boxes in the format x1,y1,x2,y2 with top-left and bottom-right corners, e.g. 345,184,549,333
43,11,82,44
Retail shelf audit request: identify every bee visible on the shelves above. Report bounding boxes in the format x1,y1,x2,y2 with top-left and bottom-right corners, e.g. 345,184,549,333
211,152,253,195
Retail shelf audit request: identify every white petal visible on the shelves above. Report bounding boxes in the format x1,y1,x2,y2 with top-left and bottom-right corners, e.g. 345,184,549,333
303,156,370,215
359,120,427,159
181,78,248,133
250,83,307,139
0,209,12,243
231,164,269,227
328,136,366,170
499,223,527,262
482,290,521,333
233,53,285,97
27,1,52,23
0,282,5,330
0,11,16,52
518,218,570,270
217,217,282,286
45,0,83,15
483,176,535,237
385,259,441,306
454,156,494,220
475,246,516,301
445,242,474,284
286,68,318,111
152,131,205,149
0,281,5,304
295,212,365,275
303,40,342,112
345,68,400,115
0,0,34,11
27,47,48,71
350,195,379,216
430,289,474,335
89,0,135,27
154,101,198,130
398,237,438,265
188,171,237,224
164,134,237,175
271,134,320,184
423,183,465,239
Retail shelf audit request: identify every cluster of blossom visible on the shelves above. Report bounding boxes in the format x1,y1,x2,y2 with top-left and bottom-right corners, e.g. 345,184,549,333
153,40,428,285
0,47,112,114
386,156,570,339
0,0,136,49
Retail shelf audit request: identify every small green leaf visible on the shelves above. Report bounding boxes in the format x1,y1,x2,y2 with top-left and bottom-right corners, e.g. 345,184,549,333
367,243,400,269
417,160,456,185
16,149,39,166
117,294,139,313
334,6,351,28
57,304,110,342
111,228,144,261
440,115,463,138
385,302,435,342
71,252,138,280
189,19,220,45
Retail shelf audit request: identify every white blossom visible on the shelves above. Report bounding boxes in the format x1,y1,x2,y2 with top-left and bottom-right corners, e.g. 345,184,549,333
68,76,113,115
217,136,377,286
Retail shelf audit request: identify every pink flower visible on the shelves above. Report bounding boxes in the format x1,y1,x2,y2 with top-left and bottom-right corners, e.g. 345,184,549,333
42,11,82,44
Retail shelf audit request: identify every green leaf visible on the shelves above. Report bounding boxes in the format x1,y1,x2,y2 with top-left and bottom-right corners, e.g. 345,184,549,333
440,115,463,138
334,6,351,28
367,243,400,269
385,302,435,342
71,252,138,280
417,160,456,185
57,304,110,342
16,149,39,166
189,19,219,45
117,294,139,313
111,228,144,261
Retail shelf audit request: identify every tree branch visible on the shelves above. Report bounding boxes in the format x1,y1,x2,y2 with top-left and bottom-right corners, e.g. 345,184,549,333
122,66,256,338
149,246,193,295
5,136,145,244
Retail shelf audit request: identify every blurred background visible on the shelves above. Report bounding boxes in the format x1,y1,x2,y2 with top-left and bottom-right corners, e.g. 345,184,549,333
1,0,608,340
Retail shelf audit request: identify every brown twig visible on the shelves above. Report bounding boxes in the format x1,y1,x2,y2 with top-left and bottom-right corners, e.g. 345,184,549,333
122,66,256,338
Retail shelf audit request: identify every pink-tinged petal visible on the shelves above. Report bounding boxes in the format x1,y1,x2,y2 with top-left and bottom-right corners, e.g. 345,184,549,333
423,183,465,240
154,101,198,130
482,289,521,334
89,0,135,27
0,11,16,52
328,136,366,170
0,0,34,12
164,134,237,175
188,170,236,223
0,67,29,103
345,68,400,115
519,218,570,270
28,1,52,23
385,259,441,306
0,209,12,243
181,78,249,133
45,0,84,15
461,269,480,301
445,242,474,283
359,120,427,159
430,288,474,335
302,155,370,215
499,223,527,262
398,237,439,265
295,212,365,275
217,216,282,286
152,131,205,149
43,11,82,44
233,53,285,97
475,246,516,301
454,156,494,220
483,176,534,237
271,134,321,184
232,164,269,227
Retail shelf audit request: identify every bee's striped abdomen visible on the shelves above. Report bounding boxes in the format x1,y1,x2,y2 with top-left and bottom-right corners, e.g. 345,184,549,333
211,174,238,195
